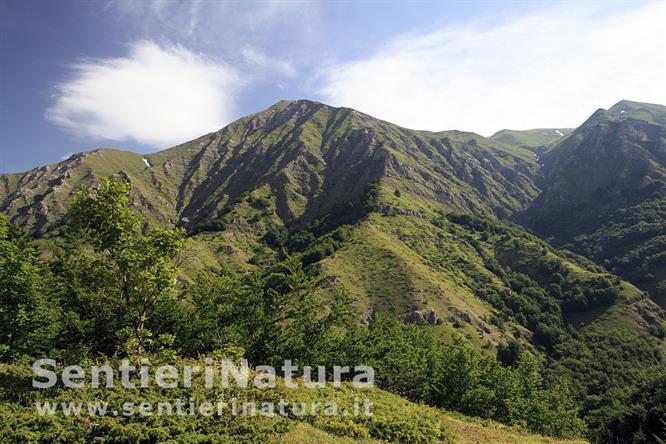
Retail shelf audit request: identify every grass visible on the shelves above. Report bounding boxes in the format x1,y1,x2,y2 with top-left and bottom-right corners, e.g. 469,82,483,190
441,413,587,444
322,213,523,350
0,360,588,444
490,129,572,154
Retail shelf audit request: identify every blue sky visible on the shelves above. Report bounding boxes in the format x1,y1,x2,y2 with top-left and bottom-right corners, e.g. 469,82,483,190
1,0,665,173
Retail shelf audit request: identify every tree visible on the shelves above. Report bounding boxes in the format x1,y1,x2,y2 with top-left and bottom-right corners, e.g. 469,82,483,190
186,255,358,367
497,340,524,367
262,256,357,366
181,268,260,356
360,315,440,400
0,215,60,361
68,177,184,354
599,369,666,443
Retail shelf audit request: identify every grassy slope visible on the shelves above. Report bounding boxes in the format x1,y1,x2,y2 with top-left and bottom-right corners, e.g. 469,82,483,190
177,173,664,360
319,205,662,346
321,213,515,350
0,362,586,444
0,148,179,233
608,99,666,125
490,128,573,155
281,412,588,444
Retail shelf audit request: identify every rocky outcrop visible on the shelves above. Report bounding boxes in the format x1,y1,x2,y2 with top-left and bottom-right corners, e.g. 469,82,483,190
405,308,440,325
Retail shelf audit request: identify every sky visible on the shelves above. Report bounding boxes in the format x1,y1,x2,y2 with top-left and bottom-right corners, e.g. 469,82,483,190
1,0,665,173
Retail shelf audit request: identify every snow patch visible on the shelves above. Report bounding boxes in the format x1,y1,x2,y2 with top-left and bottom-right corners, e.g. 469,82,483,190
142,158,151,168
555,130,564,137
620,110,626,113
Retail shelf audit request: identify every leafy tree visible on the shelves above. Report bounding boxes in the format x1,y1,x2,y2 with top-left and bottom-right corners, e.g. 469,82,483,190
186,255,358,368
181,268,261,355
348,314,584,438
0,215,60,361
598,369,666,443
67,177,185,354
359,315,439,400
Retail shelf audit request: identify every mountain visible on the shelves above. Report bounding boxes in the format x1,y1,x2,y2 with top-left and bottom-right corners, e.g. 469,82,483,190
1,98,663,348
1,99,665,439
0,149,175,233
491,128,573,155
521,100,666,305
608,99,666,125
0,100,540,236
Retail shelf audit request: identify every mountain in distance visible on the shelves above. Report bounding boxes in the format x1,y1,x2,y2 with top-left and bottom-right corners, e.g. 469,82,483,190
521,100,666,305
491,127,573,155
1,99,665,438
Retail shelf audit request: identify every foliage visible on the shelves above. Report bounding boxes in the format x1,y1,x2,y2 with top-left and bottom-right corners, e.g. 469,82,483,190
353,315,585,438
0,215,61,361
181,256,358,369
1,177,187,360
596,368,666,443
1,177,662,442
66,177,185,354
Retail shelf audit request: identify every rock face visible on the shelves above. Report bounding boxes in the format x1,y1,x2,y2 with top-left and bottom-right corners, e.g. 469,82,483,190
0,100,539,235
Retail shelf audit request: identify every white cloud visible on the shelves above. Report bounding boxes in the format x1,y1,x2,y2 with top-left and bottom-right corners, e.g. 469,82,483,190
186,0,202,36
45,41,243,147
105,0,319,63
242,46,295,77
317,2,666,135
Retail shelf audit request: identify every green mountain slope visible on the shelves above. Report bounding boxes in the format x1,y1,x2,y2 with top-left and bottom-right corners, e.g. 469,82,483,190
0,149,178,234
0,100,540,236
307,210,665,403
173,198,665,437
153,100,539,226
521,100,666,305
2,99,664,370
609,99,666,125
1,99,665,440
491,128,573,155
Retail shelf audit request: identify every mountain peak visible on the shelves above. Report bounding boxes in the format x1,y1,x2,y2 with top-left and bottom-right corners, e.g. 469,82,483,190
606,99,666,124
490,128,573,154
1,97,541,234
609,99,664,111
262,98,328,114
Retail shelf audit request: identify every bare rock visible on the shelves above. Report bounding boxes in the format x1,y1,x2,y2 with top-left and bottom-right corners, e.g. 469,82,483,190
405,308,439,325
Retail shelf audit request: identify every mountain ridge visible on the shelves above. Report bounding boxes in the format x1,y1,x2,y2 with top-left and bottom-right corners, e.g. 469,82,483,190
0,99,540,235
2,98,664,303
